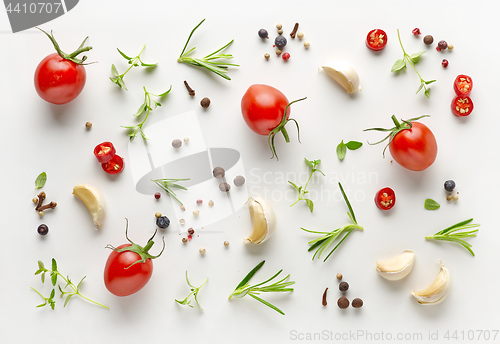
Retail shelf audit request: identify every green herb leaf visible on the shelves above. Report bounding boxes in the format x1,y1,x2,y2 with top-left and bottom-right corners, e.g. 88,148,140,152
337,141,347,161
346,141,362,150
111,64,119,77
391,59,406,72
424,89,430,99
116,48,132,60
235,260,265,290
35,172,47,190
416,83,424,94
425,80,436,85
409,51,426,63
288,181,300,191
175,271,208,310
304,158,314,169
289,158,324,211
305,199,314,213
424,199,440,210
425,218,479,256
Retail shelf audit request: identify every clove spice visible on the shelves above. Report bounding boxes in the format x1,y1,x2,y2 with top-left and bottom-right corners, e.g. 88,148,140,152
35,191,46,210
37,201,57,212
34,191,57,213
290,23,299,39
184,80,195,96
322,287,328,306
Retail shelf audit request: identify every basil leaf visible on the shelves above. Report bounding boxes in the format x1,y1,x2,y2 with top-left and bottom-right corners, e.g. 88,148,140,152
391,59,406,72
35,172,47,190
305,199,314,213
346,141,362,150
424,199,440,210
336,141,347,161
409,51,426,63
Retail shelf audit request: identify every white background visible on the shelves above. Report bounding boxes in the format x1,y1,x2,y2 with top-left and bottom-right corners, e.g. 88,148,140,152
1,0,499,343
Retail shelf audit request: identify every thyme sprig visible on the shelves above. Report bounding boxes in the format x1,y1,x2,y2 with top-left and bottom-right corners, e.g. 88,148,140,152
110,45,157,90
289,158,325,212
31,258,109,310
229,261,295,315
122,86,172,141
152,178,189,205
391,29,436,98
425,218,480,256
301,183,364,262
175,271,208,310
177,19,238,80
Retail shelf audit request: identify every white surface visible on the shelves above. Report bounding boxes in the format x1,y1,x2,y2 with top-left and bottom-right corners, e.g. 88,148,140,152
1,0,499,343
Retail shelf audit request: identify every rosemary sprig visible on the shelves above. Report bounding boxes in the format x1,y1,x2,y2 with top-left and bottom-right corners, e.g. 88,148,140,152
122,86,172,141
301,183,364,262
289,158,325,212
391,29,436,98
425,218,480,256
229,260,295,315
110,45,157,90
177,19,238,80
32,258,109,310
175,271,208,310
151,178,189,205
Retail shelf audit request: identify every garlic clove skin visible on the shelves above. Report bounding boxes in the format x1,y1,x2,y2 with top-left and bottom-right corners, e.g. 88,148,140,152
73,184,106,229
410,260,451,306
243,197,276,244
376,250,415,281
321,61,360,94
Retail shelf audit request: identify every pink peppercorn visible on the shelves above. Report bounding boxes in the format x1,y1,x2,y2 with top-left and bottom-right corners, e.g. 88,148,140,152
412,28,421,35
436,46,441,52
154,192,161,199
441,59,449,68
282,52,290,61
196,199,203,205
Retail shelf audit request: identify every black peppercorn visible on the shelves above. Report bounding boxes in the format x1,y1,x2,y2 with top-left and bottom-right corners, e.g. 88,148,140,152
213,166,225,179
37,224,49,235
423,35,434,45
339,281,349,292
156,216,170,229
219,182,231,192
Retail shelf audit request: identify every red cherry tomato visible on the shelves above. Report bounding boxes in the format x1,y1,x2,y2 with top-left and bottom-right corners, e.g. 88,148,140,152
375,187,396,210
93,142,116,163
34,53,86,105
102,154,124,174
453,75,473,96
366,29,388,51
451,96,474,117
389,121,438,171
241,84,290,135
104,244,153,297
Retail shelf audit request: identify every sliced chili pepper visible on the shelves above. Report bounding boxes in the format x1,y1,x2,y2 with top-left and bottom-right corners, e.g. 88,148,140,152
453,74,473,96
94,142,116,163
102,154,124,175
451,96,474,117
366,29,388,51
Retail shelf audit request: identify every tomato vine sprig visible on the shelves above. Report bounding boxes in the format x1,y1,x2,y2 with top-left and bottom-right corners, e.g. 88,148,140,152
301,183,364,262
31,258,108,310
268,97,307,160
175,271,208,310
110,45,157,90
391,29,435,98
229,260,295,315
105,219,165,269
425,218,480,256
364,114,430,157
177,19,238,80
289,158,325,212
122,86,172,141
36,27,93,65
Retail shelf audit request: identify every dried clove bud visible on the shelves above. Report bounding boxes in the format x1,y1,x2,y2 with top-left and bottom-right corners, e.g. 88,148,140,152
322,287,328,306
35,191,46,210
290,23,299,39
37,201,57,212
184,80,195,96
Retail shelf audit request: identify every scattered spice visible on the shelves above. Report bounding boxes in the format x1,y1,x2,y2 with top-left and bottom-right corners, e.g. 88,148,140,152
277,29,283,35
37,224,49,236
213,167,225,179
282,52,290,61
35,191,46,210
337,297,349,309
219,182,231,192
452,194,459,201
32,197,38,204
188,228,195,235
290,23,299,38
183,80,195,96
303,41,310,48
446,195,453,201
423,35,433,45
352,298,363,308
172,139,182,148
85,121,92,129
188,234,193,241
275,49,282,56
224,241,229,246
180,205,186,211
179,218,185,225
412,28,421,35
442,59,449,68
436,46,441,52
37,201,57,212
444,180,455,192
276,23,282,30
193,210,200,216
275,36,287,49
38,211,44,217
322,287,328,306
264,53,270,60
154,192,161,199
297,32,304,40
258,29,268,39
200,97,211,108
155,212,162,218
234,175,245,187
339,282,349,292
184,137,190,143
448,43,454,50
438,40,448,50
196,199,203,205
208,200,214,207
199,247,206,254
182,237,188,243
336,273,343,280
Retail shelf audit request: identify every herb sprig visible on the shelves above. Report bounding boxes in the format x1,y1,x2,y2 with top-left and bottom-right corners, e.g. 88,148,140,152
122,86,172,141
229,261,295,315
35,172,47,190
177,19,238,80
302,183,364,262
289,158,325,212
425,218,480,256
175,271,208,310
31,258,108,310
110,45,157,90
391,29,436,98
337,140,363,161
152,178,190,205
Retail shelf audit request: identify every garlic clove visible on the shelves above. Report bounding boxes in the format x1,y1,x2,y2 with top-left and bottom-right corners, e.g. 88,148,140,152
73,184,106,229
376,250,415,281
410,260,451,306
321,61,360,94
243,197,276,244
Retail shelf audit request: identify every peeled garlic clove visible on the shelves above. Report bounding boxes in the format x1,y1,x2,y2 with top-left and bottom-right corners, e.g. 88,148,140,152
321,61,360,94
243,197,276,244
410,260,451,306
73,184,106,229
376,250,415,281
